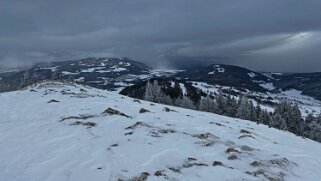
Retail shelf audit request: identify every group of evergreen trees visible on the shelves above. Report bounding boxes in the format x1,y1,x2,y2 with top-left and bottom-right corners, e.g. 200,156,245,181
144,80,195,109
302,113,321,141
142,80,321,142
19,70,70,88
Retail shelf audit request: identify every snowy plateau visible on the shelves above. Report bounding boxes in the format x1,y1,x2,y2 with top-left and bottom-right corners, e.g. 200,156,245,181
1,81,321,181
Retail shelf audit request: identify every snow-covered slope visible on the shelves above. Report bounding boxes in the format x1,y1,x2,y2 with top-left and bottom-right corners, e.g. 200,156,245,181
1,81,321,181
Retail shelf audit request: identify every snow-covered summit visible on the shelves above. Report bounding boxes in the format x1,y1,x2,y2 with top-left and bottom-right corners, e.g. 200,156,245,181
0,81,321,181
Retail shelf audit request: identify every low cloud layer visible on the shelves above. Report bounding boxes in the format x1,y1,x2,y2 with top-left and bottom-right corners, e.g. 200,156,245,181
1,0,321,72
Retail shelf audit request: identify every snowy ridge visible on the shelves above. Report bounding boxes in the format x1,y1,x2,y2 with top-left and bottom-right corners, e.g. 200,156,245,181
0,81,321,181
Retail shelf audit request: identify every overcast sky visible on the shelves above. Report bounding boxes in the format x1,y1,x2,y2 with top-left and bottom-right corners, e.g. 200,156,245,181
1,0,321,72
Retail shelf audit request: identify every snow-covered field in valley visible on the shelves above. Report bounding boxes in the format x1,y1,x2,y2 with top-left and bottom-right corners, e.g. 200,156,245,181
1,81,321,181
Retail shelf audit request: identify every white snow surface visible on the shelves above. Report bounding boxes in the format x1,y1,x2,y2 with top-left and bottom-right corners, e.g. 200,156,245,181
259,83,275,91
74,77,85,82
39,66,59,72
81,67,105,73
0,81,321,181
179,83,187,95
61,71,77,75
248,72,256,78
150,70,184,77
209,66,225,75
191,82,220,95
118,62,131,66
112,67,127,72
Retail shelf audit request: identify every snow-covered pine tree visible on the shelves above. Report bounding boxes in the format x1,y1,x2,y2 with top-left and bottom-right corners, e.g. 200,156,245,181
255,105,262,123
305,113,315,124
271,114,286,130
215,92,227,115
249,101,257,121
199,95,215,112
260,109,272,125
20,71,33,88
236,96,251,120
51,71,62,80
67,74,75,82
225,95,238,117
288,104,304,135
144,80,172,104
317,113,321,123
175,96,195,110
274,101,304,136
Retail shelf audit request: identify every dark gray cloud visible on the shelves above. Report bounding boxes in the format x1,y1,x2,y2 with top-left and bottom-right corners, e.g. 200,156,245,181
1,0,321,72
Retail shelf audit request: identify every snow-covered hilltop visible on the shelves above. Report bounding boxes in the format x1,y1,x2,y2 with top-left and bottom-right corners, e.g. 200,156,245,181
1,81,321,181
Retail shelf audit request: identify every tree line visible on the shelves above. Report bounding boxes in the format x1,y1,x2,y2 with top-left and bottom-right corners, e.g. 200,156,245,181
143,80,321,142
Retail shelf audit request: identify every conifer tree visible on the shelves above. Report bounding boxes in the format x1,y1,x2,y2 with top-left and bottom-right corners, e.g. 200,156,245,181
20,71,33,88
215,92,227,115
236,96,251,120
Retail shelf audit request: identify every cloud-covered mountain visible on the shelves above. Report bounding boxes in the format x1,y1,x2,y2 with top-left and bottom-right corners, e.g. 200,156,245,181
1,1,321,72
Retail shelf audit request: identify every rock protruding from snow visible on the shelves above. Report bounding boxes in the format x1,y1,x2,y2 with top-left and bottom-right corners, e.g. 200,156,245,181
103,107,132,118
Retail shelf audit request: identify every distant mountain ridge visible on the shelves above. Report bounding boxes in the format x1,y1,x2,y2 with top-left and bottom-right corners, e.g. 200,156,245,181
172,64,321,101
1,58,321,101
0,57,153,92
176,64,271,92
